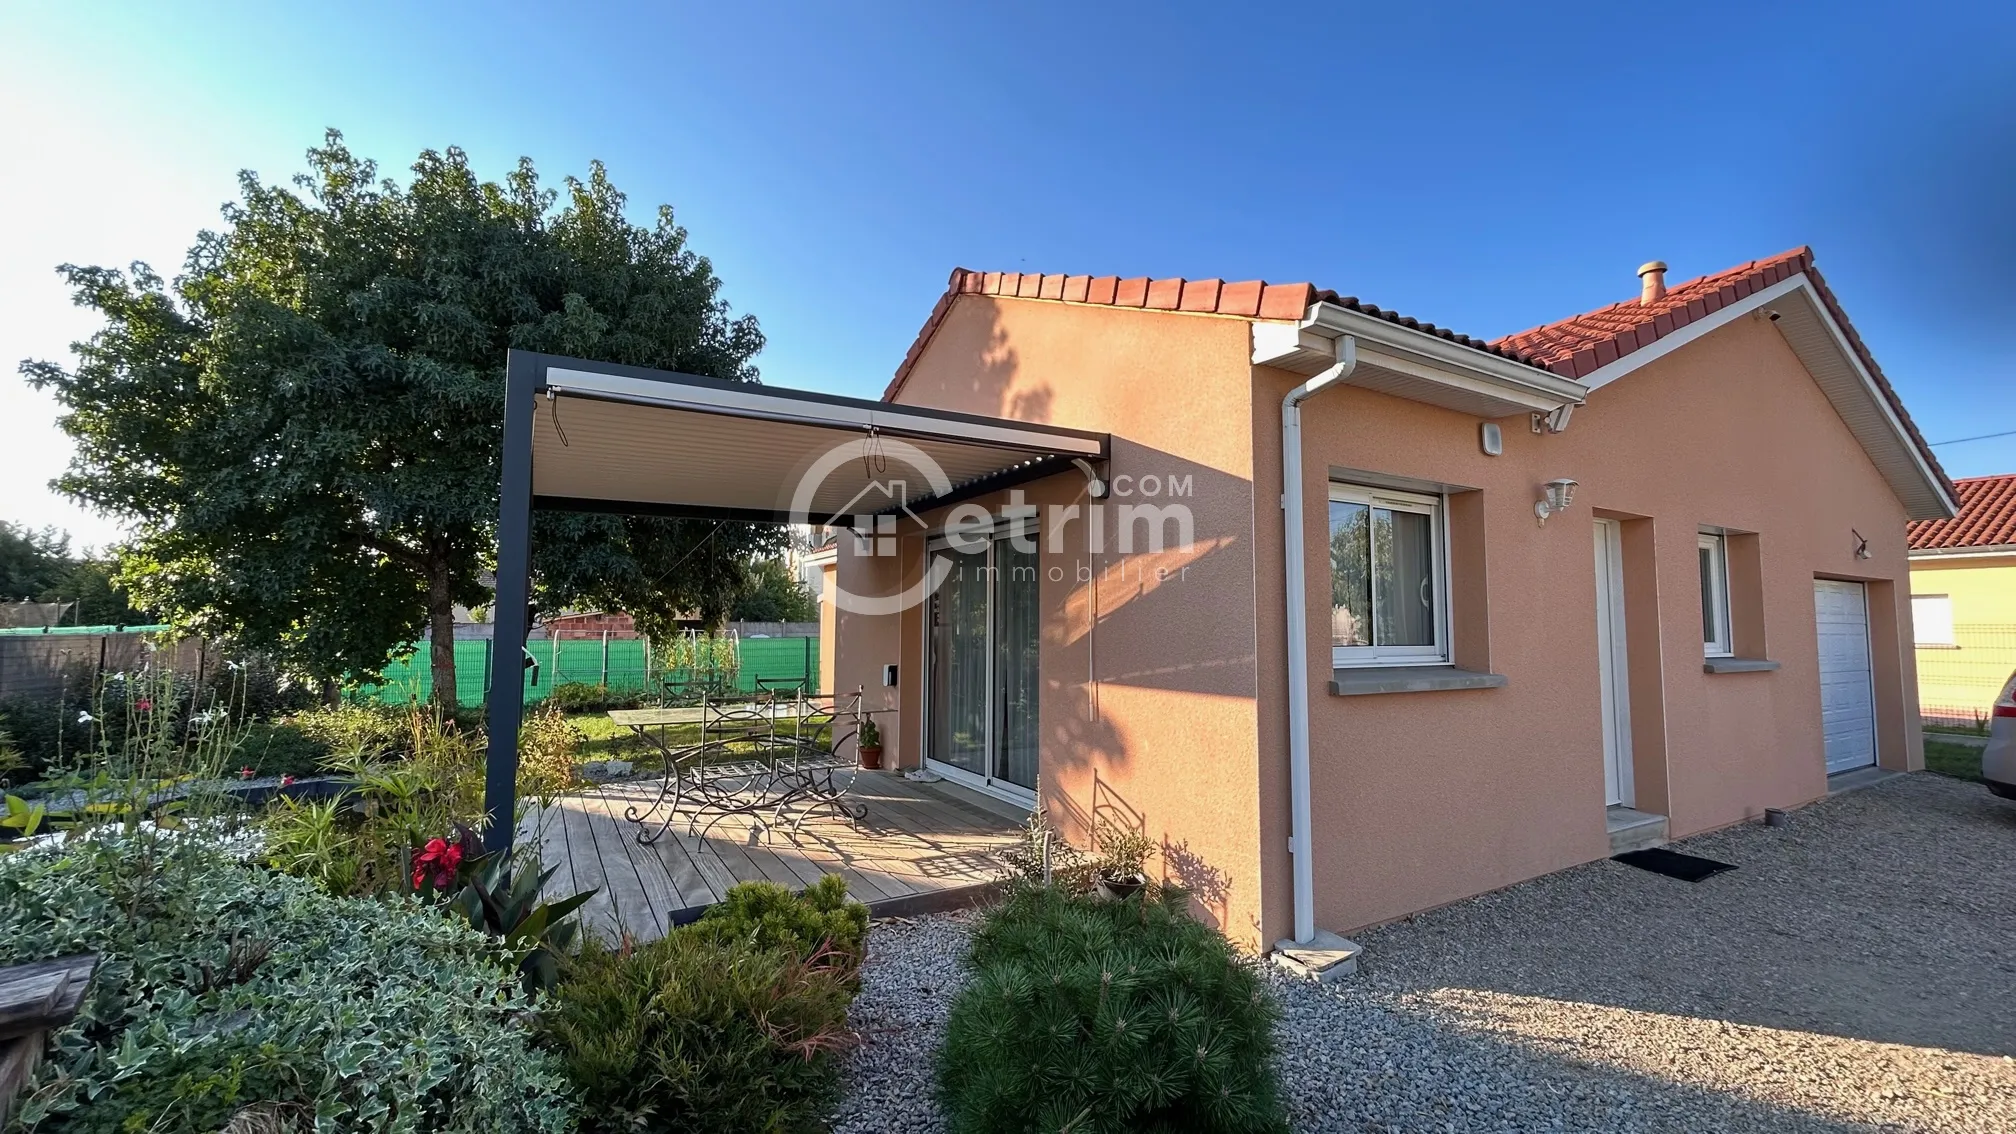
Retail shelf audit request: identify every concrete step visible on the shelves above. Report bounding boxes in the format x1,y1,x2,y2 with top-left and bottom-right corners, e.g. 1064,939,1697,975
1606,806,1668,855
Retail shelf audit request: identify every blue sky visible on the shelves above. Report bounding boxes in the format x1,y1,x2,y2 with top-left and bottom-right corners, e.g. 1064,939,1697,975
3,1,2012,547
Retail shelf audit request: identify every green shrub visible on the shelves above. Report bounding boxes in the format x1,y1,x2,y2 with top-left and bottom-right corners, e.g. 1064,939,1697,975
937,886,1288,1134
262,712,487,896
541,925,858,1133
517,703,586,804
692,875,869,964
547,681,609,712
288,700,412,757
0,832,574,1133
236,721,333,778
0,717,24,787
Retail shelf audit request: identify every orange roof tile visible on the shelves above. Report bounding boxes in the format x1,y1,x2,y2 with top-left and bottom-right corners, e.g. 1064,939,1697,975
1491,248,1951,499
1909,474,2016,551
1493,249,1814,379
881,253,1954,510
885,267,1534,401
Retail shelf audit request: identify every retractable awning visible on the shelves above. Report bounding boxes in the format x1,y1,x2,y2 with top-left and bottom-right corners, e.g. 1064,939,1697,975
529,356,1106,523
482,351,1109,849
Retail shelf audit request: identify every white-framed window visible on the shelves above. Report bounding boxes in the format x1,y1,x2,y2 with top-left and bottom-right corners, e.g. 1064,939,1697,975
1697,532,1732,657
1912,594,1956,647
1328,483,1448,667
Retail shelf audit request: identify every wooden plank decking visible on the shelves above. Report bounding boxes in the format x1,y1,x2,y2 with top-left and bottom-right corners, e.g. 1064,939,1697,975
518,769,1024,942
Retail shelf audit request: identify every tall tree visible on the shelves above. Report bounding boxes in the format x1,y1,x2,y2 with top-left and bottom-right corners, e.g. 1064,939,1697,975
0,523,74,601
23,131,776,702
731,557,820,623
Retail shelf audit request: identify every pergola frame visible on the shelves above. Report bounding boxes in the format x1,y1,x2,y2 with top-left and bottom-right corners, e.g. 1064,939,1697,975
480,350,1108,852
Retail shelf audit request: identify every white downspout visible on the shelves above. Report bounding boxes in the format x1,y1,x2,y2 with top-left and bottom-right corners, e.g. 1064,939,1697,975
1281,334,1356,946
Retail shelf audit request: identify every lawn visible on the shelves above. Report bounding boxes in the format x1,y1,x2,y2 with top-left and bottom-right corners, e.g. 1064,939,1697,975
1923,737,1983,781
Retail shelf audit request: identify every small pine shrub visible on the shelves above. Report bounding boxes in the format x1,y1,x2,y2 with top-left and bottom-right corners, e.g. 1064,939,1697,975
541,928,858,1133
693,875,869,964
937,886,1289,1134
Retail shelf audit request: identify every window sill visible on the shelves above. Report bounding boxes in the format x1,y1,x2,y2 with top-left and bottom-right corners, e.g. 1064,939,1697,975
1702,657,1780,674
1330,666,1507,696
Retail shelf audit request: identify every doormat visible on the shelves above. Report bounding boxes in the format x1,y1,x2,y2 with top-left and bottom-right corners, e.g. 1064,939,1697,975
1612,848,1737,882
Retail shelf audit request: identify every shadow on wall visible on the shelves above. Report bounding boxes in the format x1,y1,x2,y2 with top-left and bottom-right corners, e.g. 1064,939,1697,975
900,294,1265,939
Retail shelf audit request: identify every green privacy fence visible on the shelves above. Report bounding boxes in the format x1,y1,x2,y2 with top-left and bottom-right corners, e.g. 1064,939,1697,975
353,635,820,706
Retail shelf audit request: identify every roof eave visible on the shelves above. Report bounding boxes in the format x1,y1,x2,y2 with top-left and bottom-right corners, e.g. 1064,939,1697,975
1254,300,1588,418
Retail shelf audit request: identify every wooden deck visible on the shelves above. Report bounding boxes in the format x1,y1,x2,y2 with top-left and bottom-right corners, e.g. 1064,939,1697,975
518,769,1024,942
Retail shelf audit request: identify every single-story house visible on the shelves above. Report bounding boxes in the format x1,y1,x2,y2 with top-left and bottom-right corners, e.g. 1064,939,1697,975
1907,473,2016,725
826,246,1958,951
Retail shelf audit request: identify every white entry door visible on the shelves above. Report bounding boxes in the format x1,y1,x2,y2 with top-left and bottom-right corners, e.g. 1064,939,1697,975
1814,579,1876,774
1593,520,1633,806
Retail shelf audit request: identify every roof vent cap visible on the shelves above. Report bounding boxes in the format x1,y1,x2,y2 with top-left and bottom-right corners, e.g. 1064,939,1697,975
1637,261,1668,306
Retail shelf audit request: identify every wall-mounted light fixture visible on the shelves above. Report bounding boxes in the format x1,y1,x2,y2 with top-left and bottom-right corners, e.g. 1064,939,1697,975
1534,478,1579,526
1851,529,1871,560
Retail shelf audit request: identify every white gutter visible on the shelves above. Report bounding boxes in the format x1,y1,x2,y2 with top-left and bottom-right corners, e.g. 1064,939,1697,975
1281,334,1355,946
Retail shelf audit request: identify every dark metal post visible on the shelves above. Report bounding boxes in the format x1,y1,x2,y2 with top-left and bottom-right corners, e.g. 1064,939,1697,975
483,351,539,855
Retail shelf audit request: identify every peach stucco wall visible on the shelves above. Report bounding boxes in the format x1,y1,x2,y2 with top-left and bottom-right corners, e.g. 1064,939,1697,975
840,289,1925,948
1258,312,1922,936
834,295,1275,945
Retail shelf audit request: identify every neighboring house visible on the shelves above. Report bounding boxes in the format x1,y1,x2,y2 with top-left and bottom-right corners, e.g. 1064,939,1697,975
1907,473,2016,726
540,611,641,638
833,246,1957,952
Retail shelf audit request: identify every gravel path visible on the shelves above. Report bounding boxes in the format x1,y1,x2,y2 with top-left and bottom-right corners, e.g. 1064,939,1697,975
831,773,2016,1132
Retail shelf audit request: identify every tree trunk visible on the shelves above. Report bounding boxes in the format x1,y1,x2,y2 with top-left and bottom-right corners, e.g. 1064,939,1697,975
427,549,458,709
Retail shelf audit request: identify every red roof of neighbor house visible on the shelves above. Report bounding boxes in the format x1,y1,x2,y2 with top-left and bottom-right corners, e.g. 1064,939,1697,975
883,250,1952,505
1908,474,2016,551
1493,248,1812,379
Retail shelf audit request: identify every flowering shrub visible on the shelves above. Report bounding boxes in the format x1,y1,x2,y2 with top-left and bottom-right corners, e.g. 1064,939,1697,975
0,831,575,1133
413,835,466,889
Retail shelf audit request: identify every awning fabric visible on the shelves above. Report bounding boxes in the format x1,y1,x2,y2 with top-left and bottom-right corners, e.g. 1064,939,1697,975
526,357,1108,524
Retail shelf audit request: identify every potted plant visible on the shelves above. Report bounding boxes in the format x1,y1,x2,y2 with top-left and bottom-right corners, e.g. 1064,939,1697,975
1093,819,1154,901
856,718,883,770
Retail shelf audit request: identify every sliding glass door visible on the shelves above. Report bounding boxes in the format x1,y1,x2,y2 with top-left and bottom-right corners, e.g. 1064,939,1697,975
925,534,1039,801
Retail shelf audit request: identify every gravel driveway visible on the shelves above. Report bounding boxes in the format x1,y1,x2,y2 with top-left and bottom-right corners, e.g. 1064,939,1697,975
832,773,2016,1133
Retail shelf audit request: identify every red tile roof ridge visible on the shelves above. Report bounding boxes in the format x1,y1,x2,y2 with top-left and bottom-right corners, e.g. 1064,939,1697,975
884,266,1536,401
880,253,1955,513
1492,247,1814,378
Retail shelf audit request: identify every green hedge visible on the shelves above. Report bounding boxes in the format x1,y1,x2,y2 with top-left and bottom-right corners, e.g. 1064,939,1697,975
937,886,1289,1134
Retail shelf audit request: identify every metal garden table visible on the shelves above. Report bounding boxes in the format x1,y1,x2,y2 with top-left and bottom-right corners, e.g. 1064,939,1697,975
611,689,886,845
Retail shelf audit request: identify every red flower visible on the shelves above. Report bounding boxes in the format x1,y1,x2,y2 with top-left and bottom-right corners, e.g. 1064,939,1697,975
135,698,153,712
279,774,296,787
412,837,464,890
238,767,256,780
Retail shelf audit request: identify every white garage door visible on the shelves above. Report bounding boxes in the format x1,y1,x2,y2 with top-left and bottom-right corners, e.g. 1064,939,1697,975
1814,579,1876,774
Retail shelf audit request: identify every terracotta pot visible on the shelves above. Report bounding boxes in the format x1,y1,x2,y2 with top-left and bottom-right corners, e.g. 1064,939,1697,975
857,745,883,770
1095,871,1147,901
